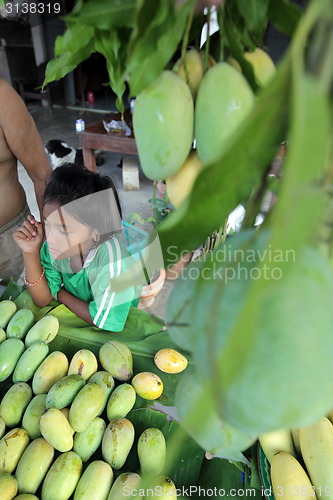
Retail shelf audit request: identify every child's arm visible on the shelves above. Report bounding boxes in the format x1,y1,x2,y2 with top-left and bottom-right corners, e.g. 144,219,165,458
57,288,94,326
13,216,53,307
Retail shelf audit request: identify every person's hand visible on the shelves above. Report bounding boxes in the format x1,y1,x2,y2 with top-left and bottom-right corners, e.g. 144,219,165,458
13,215,44,254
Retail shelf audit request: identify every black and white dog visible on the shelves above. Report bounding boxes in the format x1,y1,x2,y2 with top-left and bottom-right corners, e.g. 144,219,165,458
45,140,104,169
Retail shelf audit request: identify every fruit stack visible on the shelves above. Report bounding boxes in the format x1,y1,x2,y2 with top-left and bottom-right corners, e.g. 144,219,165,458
260,416,333,499
0,299,188,500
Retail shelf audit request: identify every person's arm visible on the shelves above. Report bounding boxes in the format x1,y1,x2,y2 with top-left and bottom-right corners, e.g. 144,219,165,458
13,216,53,307
57,288,94,326
0,80,52,214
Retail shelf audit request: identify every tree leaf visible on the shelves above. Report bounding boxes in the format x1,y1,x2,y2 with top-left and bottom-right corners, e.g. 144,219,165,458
127,0,196,96
65,0,136,30
268,0,302,36
158,57,291,267
236,0,270,41
54,24,94,56
0,278,22,301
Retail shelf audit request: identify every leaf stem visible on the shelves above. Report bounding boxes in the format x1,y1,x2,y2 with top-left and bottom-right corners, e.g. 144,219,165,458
204,6,212,73
181,7,195,93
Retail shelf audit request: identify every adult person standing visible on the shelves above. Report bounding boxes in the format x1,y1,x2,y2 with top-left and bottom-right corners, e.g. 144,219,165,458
0,77,52,285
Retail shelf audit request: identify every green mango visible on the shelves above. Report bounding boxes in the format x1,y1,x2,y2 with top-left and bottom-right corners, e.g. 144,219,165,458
46,374,85,409
39,408,74,452
13,341,49,383
69,383,105,432
0,299,17,329
0,473,18,500
145,477,177,499
133,70,194,180
99,341,133,381
22,394,47,439
137,428,166,477
68,349,98,380
32,351,69,395
14,495,39,499
107,472,141,500
0,338,25,381
195,62,254,164
41,451,82,500
73,460,113,500
6,309,35,339
0,327,6,343
0,415,5,438
102,418,135,470
24,315,59,347
0,427,30,473
106,383,136,421
16,437,54,494
73,416,106,462
89,371,115,415
0,382,32,427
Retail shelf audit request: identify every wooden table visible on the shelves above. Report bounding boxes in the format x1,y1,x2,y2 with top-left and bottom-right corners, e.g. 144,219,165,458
79,109,138,171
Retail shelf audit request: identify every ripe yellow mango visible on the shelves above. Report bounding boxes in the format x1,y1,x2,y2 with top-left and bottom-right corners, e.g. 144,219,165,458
166,151,203,209
107,472,141,500
271,452,315,500
259,428,295,463
40,407,74,452
41,451,82,500
154,348,188,374
300,417,333,498
0,382,32,427
69,382,105,432
133,70,194,180
173,49,204,98
106,383,136,421
0,428,30,473
88,370,115,415
22,394,47,439
68,349,98,380
0,473,18,500
32,351,69,394
16,438,54,494
102,418,135,470
244,48,276,87
73,460,113,500
195,62,254,164
131,372,163,400
138,428,166,476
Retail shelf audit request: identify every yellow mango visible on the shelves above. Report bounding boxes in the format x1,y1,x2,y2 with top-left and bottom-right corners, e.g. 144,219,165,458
271,452,315,500
173,48,204,98
32,351,69,394
73,416,106,462
16,437,54,494
73,460,113,500
0,428,30,473
68,349,98,380
102,418,135,470
99,341,133,381
131,372,163,400
41,451,82,500
69,382,105,432
40,407,74,452
0,473,18,500
154,348,188,374
166,151,203,209
107,472,141,499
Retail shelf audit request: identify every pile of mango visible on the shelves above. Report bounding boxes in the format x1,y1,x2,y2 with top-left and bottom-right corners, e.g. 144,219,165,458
132,47,276,207
259,414,333,499
0,299,188,500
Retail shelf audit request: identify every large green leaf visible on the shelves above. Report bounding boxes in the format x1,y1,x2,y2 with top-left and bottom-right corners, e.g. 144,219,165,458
268,0,302,36
236,0,270,41
158,56,291,267
0,278,22,301
127,0,196,96
65,0,136,30
95,29,129,113
197,457,246,500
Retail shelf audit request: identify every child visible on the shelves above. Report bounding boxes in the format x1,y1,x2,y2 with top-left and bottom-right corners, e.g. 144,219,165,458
13,164,139,332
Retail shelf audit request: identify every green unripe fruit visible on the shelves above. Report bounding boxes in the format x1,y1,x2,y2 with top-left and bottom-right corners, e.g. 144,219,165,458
6,309,34,339
106,383,136,421
25,315,59,347
13,341,49,383
22,394,47,439
0,338,25,381
0,382,32,427
0,300,17,329
41,451,82,500
16,438,54,494
73,460,113,500
138,428,166,477
102,418,135,470
195,62,254,164
73,417,106,463
46,374,85,409
99,341,133,381
133,70,194,180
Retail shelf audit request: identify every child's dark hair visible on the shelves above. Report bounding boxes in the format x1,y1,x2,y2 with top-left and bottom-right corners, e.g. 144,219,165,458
44,164,122,241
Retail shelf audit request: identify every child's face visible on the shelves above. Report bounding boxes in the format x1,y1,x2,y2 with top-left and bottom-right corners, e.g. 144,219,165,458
43,201,97,260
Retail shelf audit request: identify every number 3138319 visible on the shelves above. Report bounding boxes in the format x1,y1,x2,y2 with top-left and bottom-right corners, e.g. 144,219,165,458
5,2,61,14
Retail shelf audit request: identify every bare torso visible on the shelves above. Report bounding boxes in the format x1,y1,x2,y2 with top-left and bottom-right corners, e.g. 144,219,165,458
0,127,27,227
0,78,52,228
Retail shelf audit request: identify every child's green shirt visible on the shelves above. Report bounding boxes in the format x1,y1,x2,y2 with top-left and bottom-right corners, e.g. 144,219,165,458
40,236,139,332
